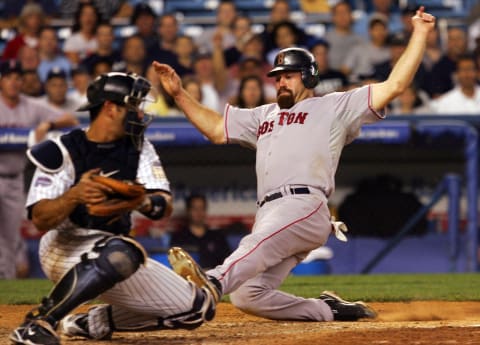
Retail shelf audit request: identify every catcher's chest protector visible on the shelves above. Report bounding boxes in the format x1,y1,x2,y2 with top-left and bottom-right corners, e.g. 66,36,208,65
61,129,141,234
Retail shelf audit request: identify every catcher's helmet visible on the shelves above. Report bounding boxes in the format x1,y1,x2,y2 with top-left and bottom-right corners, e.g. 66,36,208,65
77,72,151,111
267,47,319,89
77,72,154,151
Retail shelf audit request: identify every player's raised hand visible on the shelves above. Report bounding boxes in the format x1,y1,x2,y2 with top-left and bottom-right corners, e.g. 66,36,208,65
152,61,182,98
412,6,435,33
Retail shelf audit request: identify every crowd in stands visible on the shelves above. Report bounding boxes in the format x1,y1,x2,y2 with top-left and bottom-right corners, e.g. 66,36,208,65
0,0,479,118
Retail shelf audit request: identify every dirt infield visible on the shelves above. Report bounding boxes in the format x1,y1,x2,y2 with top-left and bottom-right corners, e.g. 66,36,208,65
2,302,480,345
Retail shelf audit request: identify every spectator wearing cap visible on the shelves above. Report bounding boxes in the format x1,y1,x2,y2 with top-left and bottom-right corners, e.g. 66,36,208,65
37,27,73,83
309,40,349,96
21,69,44,97
325,1,364,70
39,68,82,113
428,27,468,98
372,32,428,94
341,13,391,84
195,0,237,53
2,3,45,60
63,2,101,65
429,54,480,115
80,22,121,75
0,60,78,279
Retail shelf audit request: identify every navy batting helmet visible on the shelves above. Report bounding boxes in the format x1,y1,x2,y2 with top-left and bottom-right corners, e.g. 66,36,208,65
267,47,319,89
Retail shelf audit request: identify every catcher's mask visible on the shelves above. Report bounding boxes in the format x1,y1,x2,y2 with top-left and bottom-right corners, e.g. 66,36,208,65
267,47,319,89
77,72,158,150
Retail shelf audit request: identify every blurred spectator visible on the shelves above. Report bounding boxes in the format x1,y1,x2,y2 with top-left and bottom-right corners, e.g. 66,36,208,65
113,34,147,75
467,3,480,51
131,3,159,54
373,32,428,94
69,65,91,114
429,54,480,115
0,60,78,279
266,21,304,66
398,4,417,39
170,194,232,270
37,27,72,83
2,3,44,60
63,2,101,65
192,51,221,112
80,22,121,74
428,27,468,98
223,15,254,67
260,0,292,55
423,26,442,72
325,1,364,70
0,1,56,30
389,84,432,115
145,64,179,116
17,45,40,71
21,69,44,97
38,68,82,113
183,76,203,103
158,13,179,53
59,0,132,19
341,13,391,84
230,75,269,108
174,35,195,77
309,40,349,96
90,56,113,77
195,0,237,52
354,0,402,39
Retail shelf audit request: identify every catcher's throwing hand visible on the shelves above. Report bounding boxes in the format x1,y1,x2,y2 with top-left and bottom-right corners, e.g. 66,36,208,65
71,169,114,205
152,61,182,98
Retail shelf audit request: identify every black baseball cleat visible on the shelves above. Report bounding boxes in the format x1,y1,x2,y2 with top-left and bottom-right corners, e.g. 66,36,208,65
10,319,60,345
168,247,222,303
319,291,377,321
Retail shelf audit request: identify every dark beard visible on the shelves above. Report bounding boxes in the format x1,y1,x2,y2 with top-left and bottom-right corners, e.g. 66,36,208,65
277,90,294,109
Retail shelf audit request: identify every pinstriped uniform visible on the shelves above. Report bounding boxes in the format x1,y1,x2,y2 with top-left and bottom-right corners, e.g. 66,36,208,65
208,85,385,321
28,136,196,330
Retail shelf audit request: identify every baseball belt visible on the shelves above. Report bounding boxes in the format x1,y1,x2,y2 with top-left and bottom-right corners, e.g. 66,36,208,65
258,187,310,207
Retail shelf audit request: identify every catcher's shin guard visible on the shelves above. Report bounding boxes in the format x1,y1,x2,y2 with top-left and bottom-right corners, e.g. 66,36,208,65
27,237,146,327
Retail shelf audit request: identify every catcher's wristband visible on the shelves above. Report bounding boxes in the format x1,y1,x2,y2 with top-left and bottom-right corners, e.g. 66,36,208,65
141,194,167,220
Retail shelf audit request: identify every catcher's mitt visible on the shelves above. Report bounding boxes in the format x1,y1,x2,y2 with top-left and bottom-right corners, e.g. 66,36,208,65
87,175,146,217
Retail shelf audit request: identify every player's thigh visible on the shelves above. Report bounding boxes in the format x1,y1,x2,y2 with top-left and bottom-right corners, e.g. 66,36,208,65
39,230,107,282
99,258,195,317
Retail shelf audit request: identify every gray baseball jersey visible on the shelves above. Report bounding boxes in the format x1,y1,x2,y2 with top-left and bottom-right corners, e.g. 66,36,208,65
27,136,199,332
208,85,384,320
0,95,63,279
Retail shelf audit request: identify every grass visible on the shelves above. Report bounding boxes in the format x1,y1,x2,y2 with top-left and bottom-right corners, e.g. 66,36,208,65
1,273,479,304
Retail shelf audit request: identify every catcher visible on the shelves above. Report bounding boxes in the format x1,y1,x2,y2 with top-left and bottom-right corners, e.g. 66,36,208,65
10,72,217,345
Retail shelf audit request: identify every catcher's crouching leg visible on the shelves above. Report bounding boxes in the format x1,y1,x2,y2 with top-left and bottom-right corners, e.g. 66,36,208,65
161,285,216,330
27,236,146,327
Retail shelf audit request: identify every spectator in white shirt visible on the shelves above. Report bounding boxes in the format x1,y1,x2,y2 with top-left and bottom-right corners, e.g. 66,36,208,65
430,54,480,115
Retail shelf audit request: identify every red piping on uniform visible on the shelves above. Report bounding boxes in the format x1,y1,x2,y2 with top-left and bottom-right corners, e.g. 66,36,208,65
367,84,386,119
224,104,231,144
218,201,324,280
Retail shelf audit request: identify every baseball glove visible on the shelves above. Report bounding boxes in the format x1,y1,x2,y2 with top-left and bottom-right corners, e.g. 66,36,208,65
87,175,146,217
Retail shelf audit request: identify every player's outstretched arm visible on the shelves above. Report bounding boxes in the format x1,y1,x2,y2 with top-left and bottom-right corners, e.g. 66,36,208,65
370,6,435,110
152,62,227,144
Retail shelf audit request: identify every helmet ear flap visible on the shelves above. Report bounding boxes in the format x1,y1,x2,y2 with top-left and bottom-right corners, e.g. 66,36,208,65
302,61,319,89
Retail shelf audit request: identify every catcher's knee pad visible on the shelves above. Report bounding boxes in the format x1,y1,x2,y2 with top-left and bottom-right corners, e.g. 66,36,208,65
162,287,216,330
32,237,146,326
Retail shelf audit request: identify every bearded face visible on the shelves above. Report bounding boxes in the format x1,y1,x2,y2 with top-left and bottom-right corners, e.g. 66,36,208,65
277,87,294,109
